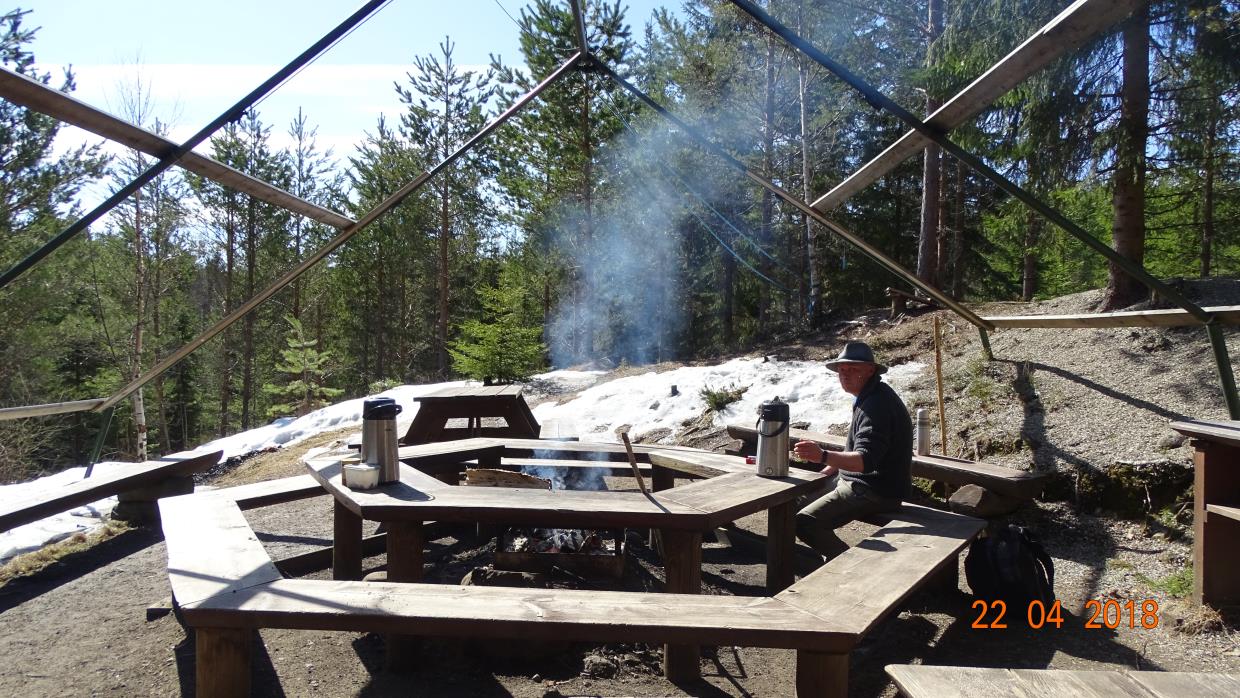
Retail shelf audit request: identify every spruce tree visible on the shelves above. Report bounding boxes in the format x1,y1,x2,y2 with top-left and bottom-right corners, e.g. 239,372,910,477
263,315,343,418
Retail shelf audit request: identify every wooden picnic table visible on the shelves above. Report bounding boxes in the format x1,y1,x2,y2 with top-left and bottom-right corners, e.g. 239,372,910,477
402,385,541,444
886,665,1240,698
304,437,828,680
1170,418,1240,607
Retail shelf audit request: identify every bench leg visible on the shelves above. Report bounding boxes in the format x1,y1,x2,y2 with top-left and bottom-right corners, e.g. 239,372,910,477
196,627,250,698
386,520,425,672
929,556,961,595
649,465,675,552
795,650,848,698
661,528,702,682
333,500,363,580
767,500,796,593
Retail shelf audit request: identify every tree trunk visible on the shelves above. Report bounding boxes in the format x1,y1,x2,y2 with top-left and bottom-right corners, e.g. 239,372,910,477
1022,210,1040,301
758,8,777,334
438,178,451,376
951,157,964,299
218,205,236,437
240,198,256,431
581,73,594,357
721,253,735,348
916,0,944,286
131,185,148,462
1100,5,1149,311
1200,111,1217,278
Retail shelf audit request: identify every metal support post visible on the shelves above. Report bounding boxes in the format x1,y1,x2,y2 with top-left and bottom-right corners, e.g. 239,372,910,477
978,327,994,361
1206,323,1240,420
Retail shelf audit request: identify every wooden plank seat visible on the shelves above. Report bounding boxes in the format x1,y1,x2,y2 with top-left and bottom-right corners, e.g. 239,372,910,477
0,449,222,533
885,664,1240,697
727,424,1052,499
779,503,984,695
161,474,982,698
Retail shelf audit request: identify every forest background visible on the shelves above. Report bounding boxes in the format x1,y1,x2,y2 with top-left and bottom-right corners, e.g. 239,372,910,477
0,0,1236,479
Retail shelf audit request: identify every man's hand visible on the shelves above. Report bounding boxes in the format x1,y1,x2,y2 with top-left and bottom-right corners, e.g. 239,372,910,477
793,440,823,464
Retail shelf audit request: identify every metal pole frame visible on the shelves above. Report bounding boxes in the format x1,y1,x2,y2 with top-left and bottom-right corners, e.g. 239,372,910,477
0,0,390,290
595,60,993,332
726,0,1240,418
93,52,587,414
568,0,590,54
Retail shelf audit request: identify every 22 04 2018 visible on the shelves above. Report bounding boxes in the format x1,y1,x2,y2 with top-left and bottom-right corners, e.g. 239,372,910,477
970,598,1161,630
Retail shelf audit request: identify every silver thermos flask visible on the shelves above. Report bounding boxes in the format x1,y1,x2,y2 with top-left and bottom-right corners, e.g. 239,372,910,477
361,397,403,484
755,397,790,478
914,408,930,456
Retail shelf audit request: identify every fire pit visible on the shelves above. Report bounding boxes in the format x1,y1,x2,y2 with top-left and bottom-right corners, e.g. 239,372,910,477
496,527,626,578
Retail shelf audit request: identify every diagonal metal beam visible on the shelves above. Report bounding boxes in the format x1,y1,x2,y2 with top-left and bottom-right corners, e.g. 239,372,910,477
0,0,388,291
92,52,587,415
813,0,1143,211
727,0,1210,323
595,60,992,331
0,67,354,229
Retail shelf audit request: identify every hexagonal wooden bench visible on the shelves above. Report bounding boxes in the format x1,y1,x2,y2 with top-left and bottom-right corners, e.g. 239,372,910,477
160,443,983,698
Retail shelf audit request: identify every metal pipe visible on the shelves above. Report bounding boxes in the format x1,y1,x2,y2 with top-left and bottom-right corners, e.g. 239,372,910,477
569,0,589,54
0,0,389,290
726,0,1211,325
83,406,115,478
0,398,107,421
597,61,993,331
96,52,586,414
978,327,995,361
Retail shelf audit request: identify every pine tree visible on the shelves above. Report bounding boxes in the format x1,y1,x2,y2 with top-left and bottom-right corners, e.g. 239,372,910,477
263,315,343,418
449,267,546,384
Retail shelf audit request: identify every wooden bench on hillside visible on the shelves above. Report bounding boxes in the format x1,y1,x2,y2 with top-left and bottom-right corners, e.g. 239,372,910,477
161,475,983,698
727,424,1051,500
885,664,1240,697
0,449,222,533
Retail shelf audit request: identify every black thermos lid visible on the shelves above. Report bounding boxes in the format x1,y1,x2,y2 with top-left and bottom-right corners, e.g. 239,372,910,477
758,397,788,421
363,397,402,420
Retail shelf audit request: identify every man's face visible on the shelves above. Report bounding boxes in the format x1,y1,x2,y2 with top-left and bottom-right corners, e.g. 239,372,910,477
836,362,877,396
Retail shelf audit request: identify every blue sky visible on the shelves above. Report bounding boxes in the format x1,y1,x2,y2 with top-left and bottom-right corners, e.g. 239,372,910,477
17,0,677,163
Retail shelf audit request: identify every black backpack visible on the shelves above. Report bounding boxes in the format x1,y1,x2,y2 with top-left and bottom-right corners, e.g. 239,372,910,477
964,524,1055,608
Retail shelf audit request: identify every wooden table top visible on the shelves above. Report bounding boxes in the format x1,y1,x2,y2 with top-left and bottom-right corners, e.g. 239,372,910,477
414,385,524,401
306,439,827,531
1171,419,1240,450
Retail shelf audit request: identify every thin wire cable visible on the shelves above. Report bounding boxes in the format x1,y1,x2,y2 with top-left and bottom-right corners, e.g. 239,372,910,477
491,0,524,32
249,0,396,115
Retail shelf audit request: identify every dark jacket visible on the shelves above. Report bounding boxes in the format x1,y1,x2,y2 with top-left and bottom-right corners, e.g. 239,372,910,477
840,373,912,500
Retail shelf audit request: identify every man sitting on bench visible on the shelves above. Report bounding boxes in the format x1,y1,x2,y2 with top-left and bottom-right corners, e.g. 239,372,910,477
793,341,913,561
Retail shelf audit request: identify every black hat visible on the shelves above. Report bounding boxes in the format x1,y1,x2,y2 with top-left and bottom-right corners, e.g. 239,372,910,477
824,341,887,374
